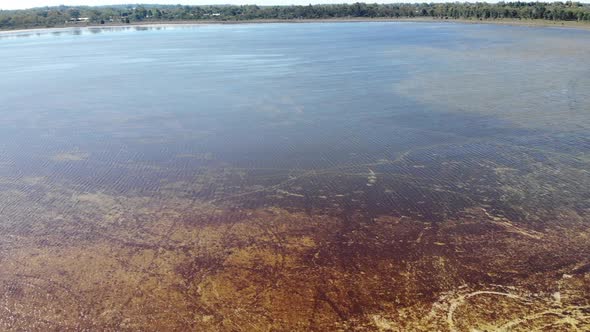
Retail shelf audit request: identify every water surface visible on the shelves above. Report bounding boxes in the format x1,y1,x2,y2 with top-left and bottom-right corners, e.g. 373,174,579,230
0,23,589,331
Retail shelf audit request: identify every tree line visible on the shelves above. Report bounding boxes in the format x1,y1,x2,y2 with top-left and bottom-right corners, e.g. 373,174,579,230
1,2,590,30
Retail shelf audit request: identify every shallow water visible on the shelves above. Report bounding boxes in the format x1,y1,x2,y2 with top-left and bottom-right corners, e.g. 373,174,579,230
0,23,589,330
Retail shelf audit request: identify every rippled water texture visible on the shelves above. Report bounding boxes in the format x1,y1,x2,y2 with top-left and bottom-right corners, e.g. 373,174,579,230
0,23,589,331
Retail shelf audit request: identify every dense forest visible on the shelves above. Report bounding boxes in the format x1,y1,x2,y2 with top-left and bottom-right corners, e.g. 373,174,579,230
1,2,590,30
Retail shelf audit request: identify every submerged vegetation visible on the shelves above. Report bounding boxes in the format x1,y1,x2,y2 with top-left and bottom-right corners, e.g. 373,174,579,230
1,2,590,30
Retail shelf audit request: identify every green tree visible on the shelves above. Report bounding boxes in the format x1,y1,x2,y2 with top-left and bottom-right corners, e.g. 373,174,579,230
66,8,80,20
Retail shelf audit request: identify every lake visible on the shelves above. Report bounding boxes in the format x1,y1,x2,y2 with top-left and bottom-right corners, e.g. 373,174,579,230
0,22,589,330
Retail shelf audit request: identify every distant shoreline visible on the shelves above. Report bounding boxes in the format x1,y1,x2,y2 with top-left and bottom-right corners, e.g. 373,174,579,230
2,17,590,35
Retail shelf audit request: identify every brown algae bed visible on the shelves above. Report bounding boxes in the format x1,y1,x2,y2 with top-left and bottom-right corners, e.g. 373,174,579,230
0,171,588,331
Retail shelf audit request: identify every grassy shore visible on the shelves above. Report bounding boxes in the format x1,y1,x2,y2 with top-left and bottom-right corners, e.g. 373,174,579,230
1,17,590,35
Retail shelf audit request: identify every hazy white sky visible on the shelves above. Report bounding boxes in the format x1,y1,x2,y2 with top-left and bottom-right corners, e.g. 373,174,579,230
0,0,491,10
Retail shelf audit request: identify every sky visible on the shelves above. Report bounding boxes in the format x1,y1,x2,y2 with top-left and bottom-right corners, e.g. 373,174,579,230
0,0,504,10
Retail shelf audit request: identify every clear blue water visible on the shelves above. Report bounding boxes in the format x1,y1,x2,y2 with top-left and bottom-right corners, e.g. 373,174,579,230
0,22,589,222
